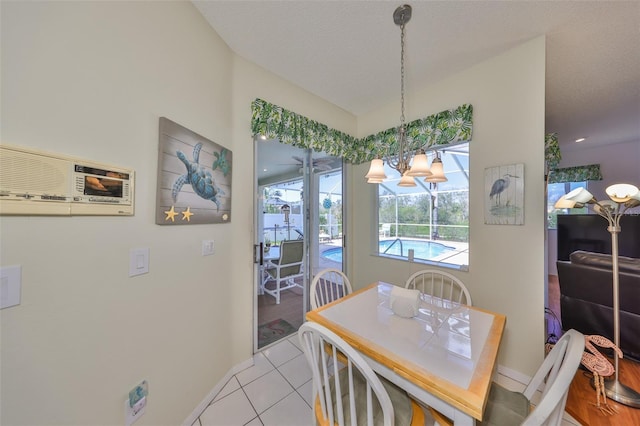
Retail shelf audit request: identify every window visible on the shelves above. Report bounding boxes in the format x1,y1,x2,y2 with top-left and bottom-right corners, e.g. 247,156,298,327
377,143,469,270
547,181,588,229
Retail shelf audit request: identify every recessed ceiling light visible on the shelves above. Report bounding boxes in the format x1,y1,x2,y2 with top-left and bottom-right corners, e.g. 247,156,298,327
575,137,586,143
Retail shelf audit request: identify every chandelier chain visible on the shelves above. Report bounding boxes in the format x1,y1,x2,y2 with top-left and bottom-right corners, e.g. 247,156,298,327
382,4,413,177
400,18,405,131
388,7,410,174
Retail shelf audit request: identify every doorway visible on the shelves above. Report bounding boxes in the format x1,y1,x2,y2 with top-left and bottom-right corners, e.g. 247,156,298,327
254,139,343,351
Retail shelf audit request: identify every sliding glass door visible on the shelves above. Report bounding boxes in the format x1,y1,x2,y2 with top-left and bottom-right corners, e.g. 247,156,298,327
253,138,343,351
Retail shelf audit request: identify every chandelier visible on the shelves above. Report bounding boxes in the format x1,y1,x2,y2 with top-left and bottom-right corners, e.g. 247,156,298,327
365,4,447,187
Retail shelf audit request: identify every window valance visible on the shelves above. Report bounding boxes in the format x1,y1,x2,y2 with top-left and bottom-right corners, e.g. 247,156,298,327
548,164,603,184
545,133,561,172
544,133,602,183
251,98,473,165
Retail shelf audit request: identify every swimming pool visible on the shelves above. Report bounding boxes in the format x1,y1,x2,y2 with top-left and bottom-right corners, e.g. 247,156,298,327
321,239,456,262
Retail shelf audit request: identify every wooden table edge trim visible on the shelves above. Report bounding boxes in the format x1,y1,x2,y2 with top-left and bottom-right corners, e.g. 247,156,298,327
306,281,506,421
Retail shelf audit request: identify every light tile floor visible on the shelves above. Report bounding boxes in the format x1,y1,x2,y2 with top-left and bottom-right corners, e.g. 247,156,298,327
192,334,581,426
195,335,313,426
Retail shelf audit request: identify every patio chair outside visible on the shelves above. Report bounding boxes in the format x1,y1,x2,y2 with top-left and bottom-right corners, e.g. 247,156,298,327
262,239,304,304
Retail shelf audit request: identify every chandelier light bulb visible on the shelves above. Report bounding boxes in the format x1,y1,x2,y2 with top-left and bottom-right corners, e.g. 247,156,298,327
426,156,447,183
398,172,417,187
407,150,432,177
365,158,387,180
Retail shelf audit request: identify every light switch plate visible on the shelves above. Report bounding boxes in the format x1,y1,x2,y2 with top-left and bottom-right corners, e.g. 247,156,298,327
202,240,215,256
0,265,21,309
129,248,149,277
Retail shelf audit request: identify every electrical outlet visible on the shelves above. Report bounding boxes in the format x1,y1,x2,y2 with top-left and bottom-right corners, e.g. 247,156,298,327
124,396,146,426
202,240,215,256
125,380,148,426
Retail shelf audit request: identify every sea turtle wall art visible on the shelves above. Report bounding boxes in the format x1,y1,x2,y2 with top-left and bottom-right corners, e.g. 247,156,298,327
156,117,232,225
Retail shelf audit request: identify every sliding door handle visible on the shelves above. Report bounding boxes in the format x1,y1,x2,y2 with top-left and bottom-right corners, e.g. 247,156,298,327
253,243,264,265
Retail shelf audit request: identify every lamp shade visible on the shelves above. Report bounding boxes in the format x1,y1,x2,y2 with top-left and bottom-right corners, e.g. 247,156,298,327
398,172,417,187
606,183,639,203
367,177,384,184
626,188,640,208
407,150,432,177
365,159,387,181
594,200,618,214
554,196,577,209
425,157,447,183
565,187,594,204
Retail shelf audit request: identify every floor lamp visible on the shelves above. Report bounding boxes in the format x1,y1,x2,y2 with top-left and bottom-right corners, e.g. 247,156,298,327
555,183,640,407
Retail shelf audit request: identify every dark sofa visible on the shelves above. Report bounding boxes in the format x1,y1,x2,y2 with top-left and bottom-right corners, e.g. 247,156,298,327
557,250,640,362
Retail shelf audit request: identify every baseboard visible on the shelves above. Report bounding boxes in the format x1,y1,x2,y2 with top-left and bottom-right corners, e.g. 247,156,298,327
182,356,255,426
497,364,532,387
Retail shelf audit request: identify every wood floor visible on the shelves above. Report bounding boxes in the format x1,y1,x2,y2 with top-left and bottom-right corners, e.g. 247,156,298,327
553,273,640,424
257,242,343,349
257,282,304,349
566,356,640,425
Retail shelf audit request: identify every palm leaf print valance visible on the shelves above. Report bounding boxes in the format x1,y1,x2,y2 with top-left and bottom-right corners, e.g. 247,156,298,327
251,98,473,164
545,133,561,172
544,132,602,183
548,164,603,184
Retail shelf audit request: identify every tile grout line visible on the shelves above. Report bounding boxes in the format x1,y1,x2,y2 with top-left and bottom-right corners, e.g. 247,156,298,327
243,348,302,422
198,338,318,425
294,378,313,410
238,384,262,424
255,344,312,422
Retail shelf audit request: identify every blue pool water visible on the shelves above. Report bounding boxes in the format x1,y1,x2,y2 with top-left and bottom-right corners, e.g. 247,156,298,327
322,239,456,262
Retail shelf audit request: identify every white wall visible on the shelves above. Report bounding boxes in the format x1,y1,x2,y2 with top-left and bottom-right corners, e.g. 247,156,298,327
0,2,235,425
1,2,357,425
0,1,558,421
547,138,640,274
349,37,547,376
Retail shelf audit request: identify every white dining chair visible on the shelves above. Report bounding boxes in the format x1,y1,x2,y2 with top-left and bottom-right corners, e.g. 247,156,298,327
310,268,353,310
431,329,585,426
405,269,472,425
405,269,472,306
298,322,425,426
482,328,585,425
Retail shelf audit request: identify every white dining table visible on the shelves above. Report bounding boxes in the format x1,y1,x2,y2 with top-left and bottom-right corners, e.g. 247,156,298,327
306,281,506,425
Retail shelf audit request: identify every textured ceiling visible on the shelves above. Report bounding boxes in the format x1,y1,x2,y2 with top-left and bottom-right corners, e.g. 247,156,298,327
194,1,640,151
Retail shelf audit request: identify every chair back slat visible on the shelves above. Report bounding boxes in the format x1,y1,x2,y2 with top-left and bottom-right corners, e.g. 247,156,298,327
522,329,585,426
311,268,353,310
299,322,394,426
405,269,472,306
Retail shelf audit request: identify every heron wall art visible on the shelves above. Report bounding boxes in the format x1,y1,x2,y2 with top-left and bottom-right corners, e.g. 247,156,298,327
484,163,524,225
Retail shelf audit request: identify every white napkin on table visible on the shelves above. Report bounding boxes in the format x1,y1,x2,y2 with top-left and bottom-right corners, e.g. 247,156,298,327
390,286,421,318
